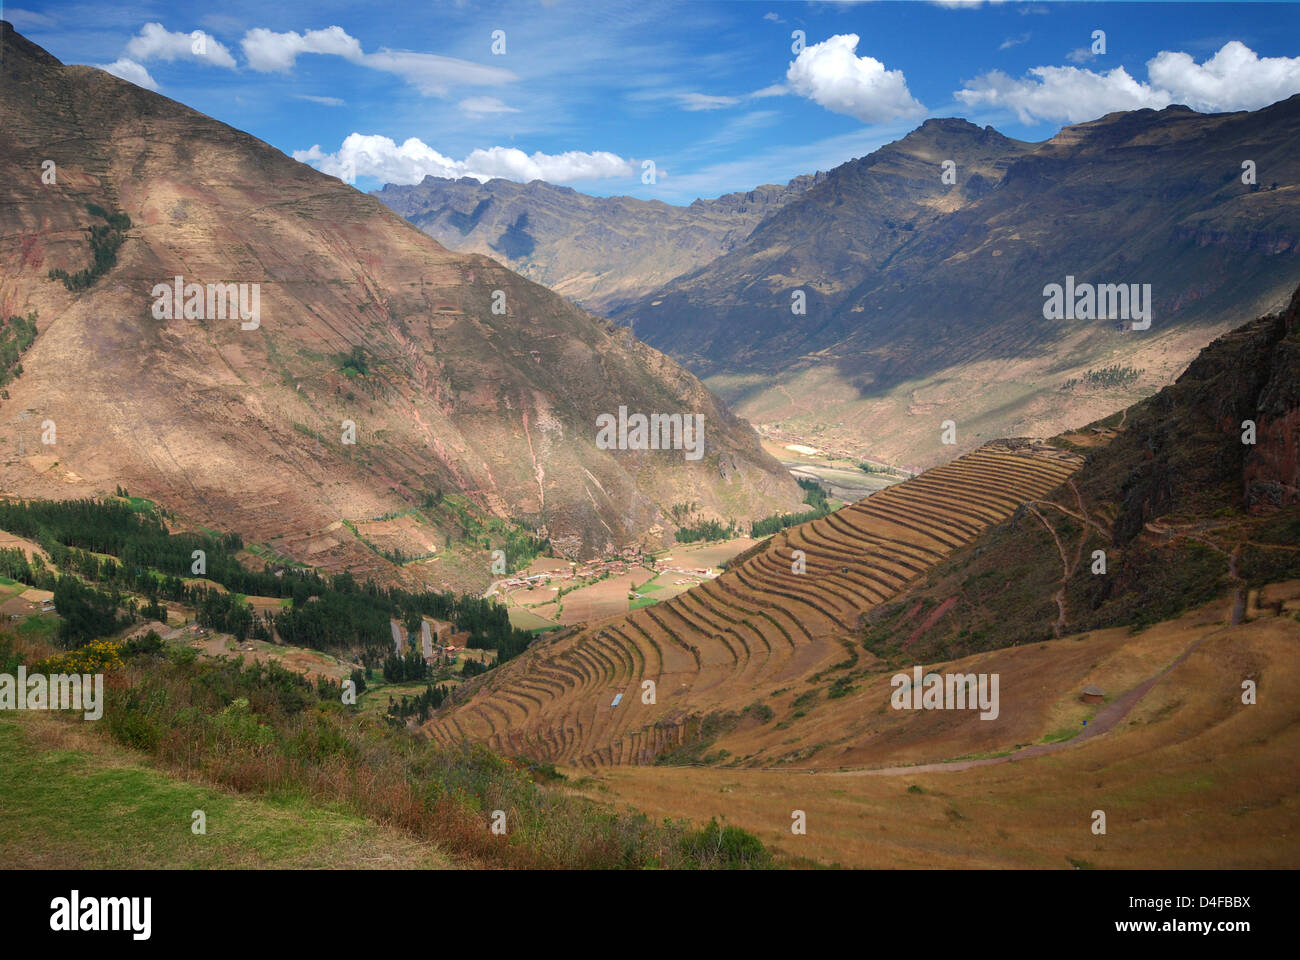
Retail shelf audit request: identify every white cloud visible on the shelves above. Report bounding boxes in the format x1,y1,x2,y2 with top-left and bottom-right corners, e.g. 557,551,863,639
956,41,1300,124
241,26,515,96
1147,41,1300,112
999,34,1030,51
241,26,363,71
294,94,346,106
786,34,924,123
956,66,1167,123
751,84,788,98
97,58,160,90
294,134,633,185
678,92,742,111
460,96,521,116
356,48,515,96
125,23,237,69
1065,47,1096,64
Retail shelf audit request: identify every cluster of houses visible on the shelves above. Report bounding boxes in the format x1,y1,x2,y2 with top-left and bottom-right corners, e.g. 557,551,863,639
494,552,718,599
2,587,55,621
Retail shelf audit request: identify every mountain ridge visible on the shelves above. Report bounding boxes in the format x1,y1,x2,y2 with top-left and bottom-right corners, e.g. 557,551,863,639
374,169,827,314
0,22,802,589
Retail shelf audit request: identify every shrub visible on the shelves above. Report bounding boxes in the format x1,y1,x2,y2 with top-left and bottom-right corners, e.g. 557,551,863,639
680,818,771,868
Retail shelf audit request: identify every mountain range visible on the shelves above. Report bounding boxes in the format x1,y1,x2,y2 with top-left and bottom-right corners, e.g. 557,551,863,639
374,171,824,315
430,282,1300,773
0,22,800,588
382,103,1300,472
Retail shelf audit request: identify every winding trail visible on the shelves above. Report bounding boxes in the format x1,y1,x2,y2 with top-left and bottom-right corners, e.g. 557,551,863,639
820,623,1227,778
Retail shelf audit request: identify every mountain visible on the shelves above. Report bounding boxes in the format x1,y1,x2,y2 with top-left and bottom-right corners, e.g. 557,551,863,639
427,283,1300,773
374,171,824,314
614,106,1300,468
0,23,801,588
862,283,1300,661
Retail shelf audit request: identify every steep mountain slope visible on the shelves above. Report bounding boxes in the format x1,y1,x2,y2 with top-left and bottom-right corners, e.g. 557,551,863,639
429,284,1299,773
375,172,824,315
612,104,1299,468
619,118,1037,367
862,283,1300,662
0,23,800,585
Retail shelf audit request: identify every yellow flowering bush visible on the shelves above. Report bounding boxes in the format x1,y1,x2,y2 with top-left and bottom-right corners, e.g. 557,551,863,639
36,638,125,674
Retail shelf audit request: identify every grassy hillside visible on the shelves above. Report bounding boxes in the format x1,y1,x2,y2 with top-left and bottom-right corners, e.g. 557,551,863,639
577,590,1300,868
0,713,453,869
0,627,775,870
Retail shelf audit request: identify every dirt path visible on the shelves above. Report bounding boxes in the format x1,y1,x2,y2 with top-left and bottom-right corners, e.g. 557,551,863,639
820,624,1227,778
1026,503,1070,637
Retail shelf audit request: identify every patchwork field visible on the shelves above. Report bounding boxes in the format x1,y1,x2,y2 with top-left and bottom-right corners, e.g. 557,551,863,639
498,539,760,631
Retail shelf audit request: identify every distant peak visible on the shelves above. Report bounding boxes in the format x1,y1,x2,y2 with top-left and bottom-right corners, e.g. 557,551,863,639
902,116,1012,146
919,117,981,130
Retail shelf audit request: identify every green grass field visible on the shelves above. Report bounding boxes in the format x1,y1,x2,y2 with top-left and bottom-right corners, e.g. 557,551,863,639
0,714,453,869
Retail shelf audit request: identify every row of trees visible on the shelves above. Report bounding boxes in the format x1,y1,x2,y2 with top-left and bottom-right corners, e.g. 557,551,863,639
750,477,834,538
0,497,533,667
387,684,451,725
0,310,38,389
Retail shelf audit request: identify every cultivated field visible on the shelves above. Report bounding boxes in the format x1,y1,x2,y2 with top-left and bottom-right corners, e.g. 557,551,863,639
426,441,1082,768
570,589,1300,868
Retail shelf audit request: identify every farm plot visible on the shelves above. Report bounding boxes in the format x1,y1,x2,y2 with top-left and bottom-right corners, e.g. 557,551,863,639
425,441,1083,770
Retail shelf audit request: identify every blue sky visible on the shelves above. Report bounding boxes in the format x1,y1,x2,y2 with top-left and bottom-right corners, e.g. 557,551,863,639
8,1,1300,203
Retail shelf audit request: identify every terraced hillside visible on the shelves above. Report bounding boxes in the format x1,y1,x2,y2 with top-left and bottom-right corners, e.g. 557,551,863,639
426,441,1080,768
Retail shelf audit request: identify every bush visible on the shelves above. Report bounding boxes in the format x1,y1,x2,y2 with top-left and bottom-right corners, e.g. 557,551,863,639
106,692,161,751
125,631,164,658
680,818,770,868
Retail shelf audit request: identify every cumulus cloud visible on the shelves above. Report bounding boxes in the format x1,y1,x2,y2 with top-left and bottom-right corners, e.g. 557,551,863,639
956,65,1168,123
97,58,160,90
957,41,1300,123
241,26,515,96
1148,41,1300,112
125,23,237,69
240,26,363,71
293,134,633,185
786,34,924,123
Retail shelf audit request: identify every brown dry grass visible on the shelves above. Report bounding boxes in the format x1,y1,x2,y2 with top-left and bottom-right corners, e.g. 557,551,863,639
568,597,1300,868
